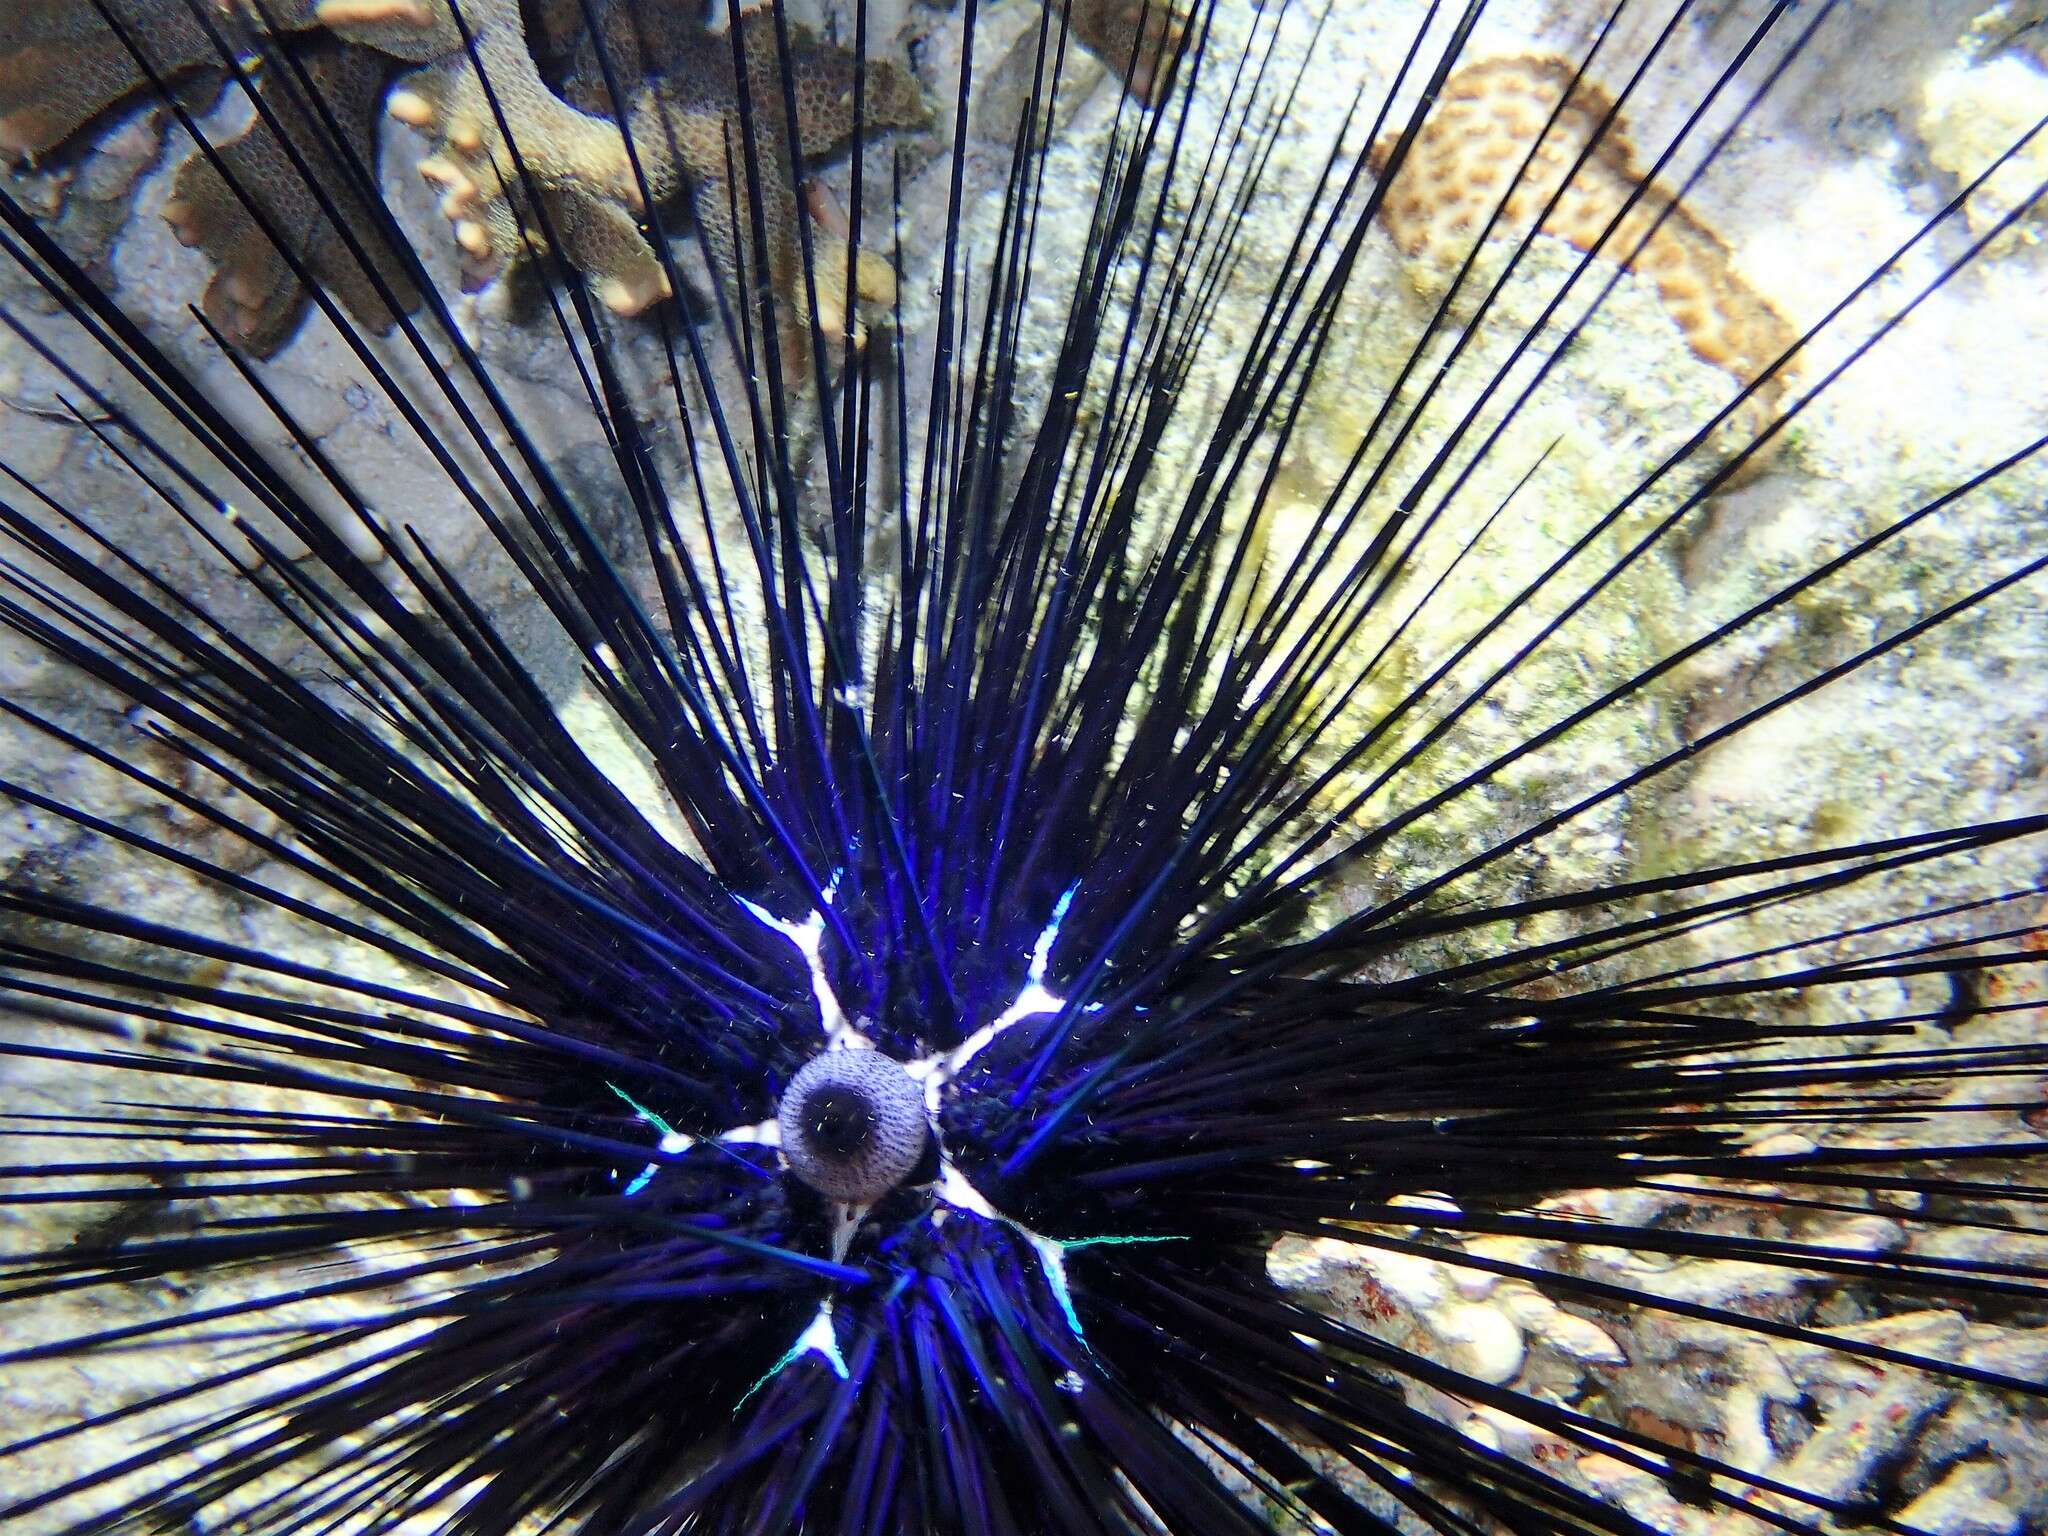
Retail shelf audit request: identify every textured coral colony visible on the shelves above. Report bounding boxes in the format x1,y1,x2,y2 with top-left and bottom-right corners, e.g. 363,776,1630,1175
0,0,940,349
1,0,2047,1533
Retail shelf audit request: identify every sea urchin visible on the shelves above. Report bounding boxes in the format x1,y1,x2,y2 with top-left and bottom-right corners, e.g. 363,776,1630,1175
1,0,2047,1533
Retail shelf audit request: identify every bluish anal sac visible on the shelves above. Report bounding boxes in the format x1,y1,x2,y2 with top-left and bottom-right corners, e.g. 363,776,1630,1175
777,1048,929,1203
586,881,1120,1278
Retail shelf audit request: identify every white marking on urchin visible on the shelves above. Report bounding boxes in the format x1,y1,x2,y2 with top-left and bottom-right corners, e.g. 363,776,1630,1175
931,1158,1002,1223
620,1124,696,1198
679,883,1161,1360
930,1159,1182,1351
607,1085,778,1197
736,872,870,1049
740,1298,850,1410
907,884,1078,1114
904,882,1130,1341
929,1162,1076,1329
791,1300,850,1377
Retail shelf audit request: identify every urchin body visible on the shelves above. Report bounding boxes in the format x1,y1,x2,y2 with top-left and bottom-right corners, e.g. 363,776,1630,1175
0,0,2046,1533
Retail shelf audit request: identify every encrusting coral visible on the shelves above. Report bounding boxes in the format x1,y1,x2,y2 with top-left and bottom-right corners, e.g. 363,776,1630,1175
1372,53,1798,450
0,0,924,353
390,0,929,337
0,0,424,351
1,0,1177,358
0,0,225,159
163,38,419,352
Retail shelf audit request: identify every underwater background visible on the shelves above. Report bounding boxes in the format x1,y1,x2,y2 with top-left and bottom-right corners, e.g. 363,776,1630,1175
2,0,2046,1530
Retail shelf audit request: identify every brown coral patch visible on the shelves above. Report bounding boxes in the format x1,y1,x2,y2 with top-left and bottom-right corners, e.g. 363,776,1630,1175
617,10,925,343
0,0,423,355
0,0,225,159
1372,54,1798,452
459,4,925,348
5,0,927,357
1055,0,1186,106
390,0,640,193
379,0,664,305
162,40,418,354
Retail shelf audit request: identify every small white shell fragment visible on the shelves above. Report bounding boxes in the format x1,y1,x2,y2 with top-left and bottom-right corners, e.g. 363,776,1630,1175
1577,1453,1736,1536
1466,1401,1569,1461
1744,1132,1818,1159
1810,1215,1904,1255
1458,1413,1502,1452
1497,1284,1627,1362
1463,1234,1552,1269
1432,1300,1525,1385
1359,1248,1449,1312
1816,1309,1968,1358
1265,1235,1375,1294
1526,1299,1627,1364
1716,1383,1776,1475
1450,1266,1498,1301
1496,1284,1552,1328
1386,1192,1461,1217
1896,1459,2022,1536
1574,1451,1642,1487
1960,1325,2048,1382
1619,1255,1784,1305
